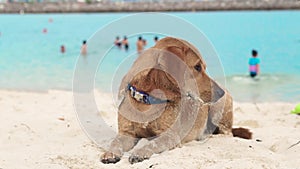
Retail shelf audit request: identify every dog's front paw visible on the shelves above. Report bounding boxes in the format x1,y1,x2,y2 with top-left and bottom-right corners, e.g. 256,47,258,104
129,154,148,164
128,148,152,164
101,152,121,164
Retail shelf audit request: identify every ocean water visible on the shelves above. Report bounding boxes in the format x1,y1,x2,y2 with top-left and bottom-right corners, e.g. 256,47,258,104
0,11,299,102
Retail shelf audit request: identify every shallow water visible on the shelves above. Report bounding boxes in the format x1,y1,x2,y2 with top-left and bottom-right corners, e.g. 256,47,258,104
0,11,299,102
225,74,300,102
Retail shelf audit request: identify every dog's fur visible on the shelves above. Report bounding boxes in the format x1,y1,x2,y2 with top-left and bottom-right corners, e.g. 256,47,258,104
101,37,250,164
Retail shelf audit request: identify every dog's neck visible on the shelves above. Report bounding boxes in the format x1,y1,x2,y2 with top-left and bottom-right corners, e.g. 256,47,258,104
127,84,170,105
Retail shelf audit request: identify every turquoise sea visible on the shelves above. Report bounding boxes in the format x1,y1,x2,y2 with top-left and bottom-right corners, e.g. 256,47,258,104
0,11,299,102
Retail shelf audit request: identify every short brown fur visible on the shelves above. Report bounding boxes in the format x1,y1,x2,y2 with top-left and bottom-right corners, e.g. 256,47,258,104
101,37,251,164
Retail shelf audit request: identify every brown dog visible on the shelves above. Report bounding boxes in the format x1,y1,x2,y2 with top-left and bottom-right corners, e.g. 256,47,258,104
101,37,250,164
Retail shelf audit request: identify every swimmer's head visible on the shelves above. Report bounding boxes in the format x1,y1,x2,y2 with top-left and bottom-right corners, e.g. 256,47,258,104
252,49,258,57
116,36,120,40
83,40,86,44
124,36,127,40
154,36,158,41
138,36,142,41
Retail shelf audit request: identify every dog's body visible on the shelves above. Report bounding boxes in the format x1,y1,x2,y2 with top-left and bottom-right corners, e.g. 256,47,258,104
101,37,239,164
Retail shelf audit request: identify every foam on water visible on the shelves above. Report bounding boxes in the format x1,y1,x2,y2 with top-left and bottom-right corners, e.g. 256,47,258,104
226,74,300,102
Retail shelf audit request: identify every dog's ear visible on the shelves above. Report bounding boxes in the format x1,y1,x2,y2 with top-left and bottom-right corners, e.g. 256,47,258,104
205,80,228,133
206,80,234,136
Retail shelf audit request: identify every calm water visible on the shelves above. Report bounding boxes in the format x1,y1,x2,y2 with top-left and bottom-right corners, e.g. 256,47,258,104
0,11,299,102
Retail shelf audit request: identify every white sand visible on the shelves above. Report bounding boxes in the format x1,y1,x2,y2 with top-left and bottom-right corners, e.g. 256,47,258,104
0,90,300,169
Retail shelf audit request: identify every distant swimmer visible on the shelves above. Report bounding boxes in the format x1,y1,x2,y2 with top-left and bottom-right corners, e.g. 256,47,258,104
81,40,87,55
61,45,65,54
136,36,144,54
114,36,122,48
154,36,159,43
122,36,129,51
43,28,48,34
248,49,260,78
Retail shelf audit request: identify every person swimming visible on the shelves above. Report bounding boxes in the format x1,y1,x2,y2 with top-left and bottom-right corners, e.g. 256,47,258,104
122,36,129,51
248,49,260,78
114,36,122,48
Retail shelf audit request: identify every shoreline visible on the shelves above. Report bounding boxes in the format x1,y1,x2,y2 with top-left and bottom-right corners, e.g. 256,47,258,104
1,1,300,13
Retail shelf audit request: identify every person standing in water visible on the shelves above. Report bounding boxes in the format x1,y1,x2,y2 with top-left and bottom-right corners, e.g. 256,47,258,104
154,36,159,43
142,39,147,47
60,45,65,54
122,36,129,51
114,36,122,49
136,36,144,54
248,49,260,78
81,40,87,55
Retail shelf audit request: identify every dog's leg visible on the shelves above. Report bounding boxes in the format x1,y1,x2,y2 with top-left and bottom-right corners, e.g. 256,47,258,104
129,97,202,164
128,130,180,164
101,134,138,164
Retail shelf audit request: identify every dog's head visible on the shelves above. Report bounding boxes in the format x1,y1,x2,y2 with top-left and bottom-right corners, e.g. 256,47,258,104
118,37,226,122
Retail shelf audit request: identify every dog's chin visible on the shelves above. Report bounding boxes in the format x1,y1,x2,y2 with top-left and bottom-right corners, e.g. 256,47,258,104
129,97,152,112
128,91,177,112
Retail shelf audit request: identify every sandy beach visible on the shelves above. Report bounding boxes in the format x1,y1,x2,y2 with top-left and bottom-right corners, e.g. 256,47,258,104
0,89,299,169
